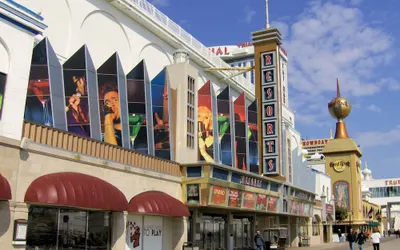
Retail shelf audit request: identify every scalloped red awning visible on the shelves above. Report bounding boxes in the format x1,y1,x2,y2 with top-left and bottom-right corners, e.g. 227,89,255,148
128,191,190,216
25,172,128,211
0,174,11,200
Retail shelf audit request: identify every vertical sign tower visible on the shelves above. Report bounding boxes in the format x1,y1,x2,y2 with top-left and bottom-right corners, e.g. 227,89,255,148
252,1,284,178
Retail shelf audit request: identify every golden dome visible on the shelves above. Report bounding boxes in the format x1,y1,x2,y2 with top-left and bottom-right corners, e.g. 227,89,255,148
328,79,351,122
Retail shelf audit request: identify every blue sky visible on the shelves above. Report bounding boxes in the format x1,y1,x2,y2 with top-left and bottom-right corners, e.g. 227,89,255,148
151,0,400,179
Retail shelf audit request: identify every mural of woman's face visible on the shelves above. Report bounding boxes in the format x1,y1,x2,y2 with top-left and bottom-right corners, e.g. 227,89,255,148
104,91,119,115
198,106,212,130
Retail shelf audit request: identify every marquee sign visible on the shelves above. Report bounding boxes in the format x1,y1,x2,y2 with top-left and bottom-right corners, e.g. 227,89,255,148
261,51,280,175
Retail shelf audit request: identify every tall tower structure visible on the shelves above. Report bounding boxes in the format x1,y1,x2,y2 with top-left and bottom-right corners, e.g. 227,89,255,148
250,0,294,183
251,20,285,179
323,79,364,226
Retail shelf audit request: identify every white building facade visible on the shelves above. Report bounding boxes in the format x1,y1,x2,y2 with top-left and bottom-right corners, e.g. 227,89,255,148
362,162,400,231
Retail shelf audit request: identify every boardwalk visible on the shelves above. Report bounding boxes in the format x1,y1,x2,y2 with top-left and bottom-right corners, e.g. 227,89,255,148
304,236,399,250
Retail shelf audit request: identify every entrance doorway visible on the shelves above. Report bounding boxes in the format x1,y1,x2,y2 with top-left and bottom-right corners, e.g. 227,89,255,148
200,216,226,250
233,218,252,250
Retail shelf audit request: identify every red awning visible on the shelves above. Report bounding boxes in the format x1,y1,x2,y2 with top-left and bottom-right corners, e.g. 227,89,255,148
0,173,11,200
25,172,128,211
128,191,190,216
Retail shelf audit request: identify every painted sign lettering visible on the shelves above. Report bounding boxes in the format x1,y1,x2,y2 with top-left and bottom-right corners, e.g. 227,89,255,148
231,172,268,189
385,179,400,186
302,139,330,146
209,47,230,55
237,42,252,48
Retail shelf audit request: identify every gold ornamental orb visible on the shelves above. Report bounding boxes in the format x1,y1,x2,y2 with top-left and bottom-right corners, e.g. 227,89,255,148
328,96,351,121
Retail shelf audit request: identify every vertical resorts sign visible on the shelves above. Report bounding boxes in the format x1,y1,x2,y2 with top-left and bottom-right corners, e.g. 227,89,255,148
261,51,279,175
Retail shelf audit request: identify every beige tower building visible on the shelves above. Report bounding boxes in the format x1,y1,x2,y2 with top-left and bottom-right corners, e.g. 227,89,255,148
323,81,379,230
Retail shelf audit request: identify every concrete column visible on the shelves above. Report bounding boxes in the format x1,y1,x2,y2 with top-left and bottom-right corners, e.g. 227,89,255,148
251,214,256,249
193,209,201,245
226,213,233,250
0,201,14,250
172,217,187,250
111,211,127,250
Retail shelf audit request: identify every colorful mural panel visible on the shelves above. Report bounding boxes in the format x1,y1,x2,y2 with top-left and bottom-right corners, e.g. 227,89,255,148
151,69,170,160
127,61,148,154
97,54,122,146
256,194,267,210
335,181,349,209
247,100,259,173
63,46,90,137
267,196,278,212
198,80,214,162
217,87,232,166
24,39,53,126
234,93,247,170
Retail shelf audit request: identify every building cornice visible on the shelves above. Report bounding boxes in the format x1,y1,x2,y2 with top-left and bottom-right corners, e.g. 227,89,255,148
0,0,46,34
110,0,255,100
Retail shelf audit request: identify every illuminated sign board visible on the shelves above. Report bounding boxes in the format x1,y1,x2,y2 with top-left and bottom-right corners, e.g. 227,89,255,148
261,51,279,175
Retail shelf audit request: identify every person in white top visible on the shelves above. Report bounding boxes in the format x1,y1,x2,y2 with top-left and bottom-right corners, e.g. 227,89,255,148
370,229,381,250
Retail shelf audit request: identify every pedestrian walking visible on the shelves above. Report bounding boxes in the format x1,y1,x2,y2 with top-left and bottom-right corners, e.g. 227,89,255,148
254,231,265,250
357,230,367,250
370,229,381,250
347,229,356,250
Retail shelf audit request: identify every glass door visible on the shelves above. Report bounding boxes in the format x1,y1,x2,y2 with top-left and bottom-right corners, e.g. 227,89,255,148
200,216,226,250
233,218,252,250
214,218,225,250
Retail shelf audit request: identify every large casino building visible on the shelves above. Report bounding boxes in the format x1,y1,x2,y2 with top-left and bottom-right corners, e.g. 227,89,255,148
0,0,334,249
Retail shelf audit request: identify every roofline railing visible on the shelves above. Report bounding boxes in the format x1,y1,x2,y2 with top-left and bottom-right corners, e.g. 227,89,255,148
126,0,255,94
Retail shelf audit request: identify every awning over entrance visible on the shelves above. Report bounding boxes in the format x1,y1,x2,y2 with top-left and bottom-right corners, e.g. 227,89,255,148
0,173,11,200
368,221,380,227
25,172,128,211
128,191,190,216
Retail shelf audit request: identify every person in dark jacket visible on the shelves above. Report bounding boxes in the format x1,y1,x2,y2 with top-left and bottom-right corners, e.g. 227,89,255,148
254,231,265,250
347,229,356,250
357,230,367,250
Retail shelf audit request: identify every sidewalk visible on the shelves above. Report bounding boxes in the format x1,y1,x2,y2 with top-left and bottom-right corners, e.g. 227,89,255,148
303,236,396,250
302,241,347,250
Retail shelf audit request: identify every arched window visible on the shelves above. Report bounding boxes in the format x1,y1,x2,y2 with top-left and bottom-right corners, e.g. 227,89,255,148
312,215,321,236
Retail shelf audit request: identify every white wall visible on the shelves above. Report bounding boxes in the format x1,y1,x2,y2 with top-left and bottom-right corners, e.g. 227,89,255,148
0,8,42,140
18,0,231,92
315,173,331,202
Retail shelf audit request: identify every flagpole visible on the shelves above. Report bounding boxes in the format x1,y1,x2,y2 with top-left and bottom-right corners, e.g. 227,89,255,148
266,0,270,29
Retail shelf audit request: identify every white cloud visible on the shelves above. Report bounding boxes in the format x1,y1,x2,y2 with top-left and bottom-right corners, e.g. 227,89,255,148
243,7,256,24
271,21,289,39
350,0,363,5
366,104,381,113
149,0,169,7
355,129,400,149
281,1,394,124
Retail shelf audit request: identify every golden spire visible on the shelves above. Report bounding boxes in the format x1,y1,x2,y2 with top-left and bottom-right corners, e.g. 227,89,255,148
336,78,341,97
328,79,352,139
